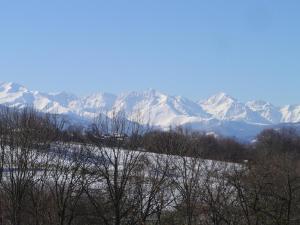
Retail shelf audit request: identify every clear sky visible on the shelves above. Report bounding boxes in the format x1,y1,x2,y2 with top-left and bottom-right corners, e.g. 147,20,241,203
0,0,300,105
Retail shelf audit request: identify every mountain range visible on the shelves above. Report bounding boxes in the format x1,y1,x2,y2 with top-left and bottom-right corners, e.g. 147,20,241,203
0,81,299,141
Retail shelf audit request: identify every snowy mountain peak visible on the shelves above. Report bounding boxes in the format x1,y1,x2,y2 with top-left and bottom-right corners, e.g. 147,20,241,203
205,92,236,105
1,81,300,140
246,100,275,114
82,92,117,113
0,82,28,93
200,93,271,124
246,100,281,124
280,105,300,123
246,100,273,109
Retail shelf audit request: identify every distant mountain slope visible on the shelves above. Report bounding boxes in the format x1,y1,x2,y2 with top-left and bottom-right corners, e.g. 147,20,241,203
0,81,299,140
199,93,269,124
246,100,282,124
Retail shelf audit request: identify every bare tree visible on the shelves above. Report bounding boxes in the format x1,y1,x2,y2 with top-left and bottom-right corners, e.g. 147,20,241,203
46,142,89,225
85,112,145,225
202,162,241,225
0,107,62,225
170,139,205,225
132,153,172,225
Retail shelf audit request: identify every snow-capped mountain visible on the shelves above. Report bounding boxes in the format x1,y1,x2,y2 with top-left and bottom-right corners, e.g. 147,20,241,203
111,89,210,127
0,81,300,140
280,105,300,123
199,93,269,124
246,100,282,124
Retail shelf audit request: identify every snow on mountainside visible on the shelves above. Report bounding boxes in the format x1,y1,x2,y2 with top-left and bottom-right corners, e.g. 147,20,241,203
81,92,117,119
199,93,269,124
0,81,300,140
111,89,210,127
280,105,300,123
246,100,282,124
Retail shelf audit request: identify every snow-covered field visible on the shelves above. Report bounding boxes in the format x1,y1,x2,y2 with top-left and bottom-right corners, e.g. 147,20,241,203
0,143,239,178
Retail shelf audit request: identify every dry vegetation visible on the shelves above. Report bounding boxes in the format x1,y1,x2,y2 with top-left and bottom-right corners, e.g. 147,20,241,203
0,107,299,225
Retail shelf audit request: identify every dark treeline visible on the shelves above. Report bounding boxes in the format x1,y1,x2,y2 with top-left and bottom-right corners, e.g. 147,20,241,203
0,107,300,225
140,129,249,162
68,124,248,163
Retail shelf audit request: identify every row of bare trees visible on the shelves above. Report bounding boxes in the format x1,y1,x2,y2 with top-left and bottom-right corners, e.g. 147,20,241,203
0,107,299,225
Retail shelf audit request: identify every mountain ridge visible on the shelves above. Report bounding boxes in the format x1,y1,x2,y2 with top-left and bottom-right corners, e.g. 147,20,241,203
0,81,299,140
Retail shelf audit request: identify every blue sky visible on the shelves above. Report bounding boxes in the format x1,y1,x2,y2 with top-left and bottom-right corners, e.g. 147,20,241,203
0,0,299,105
